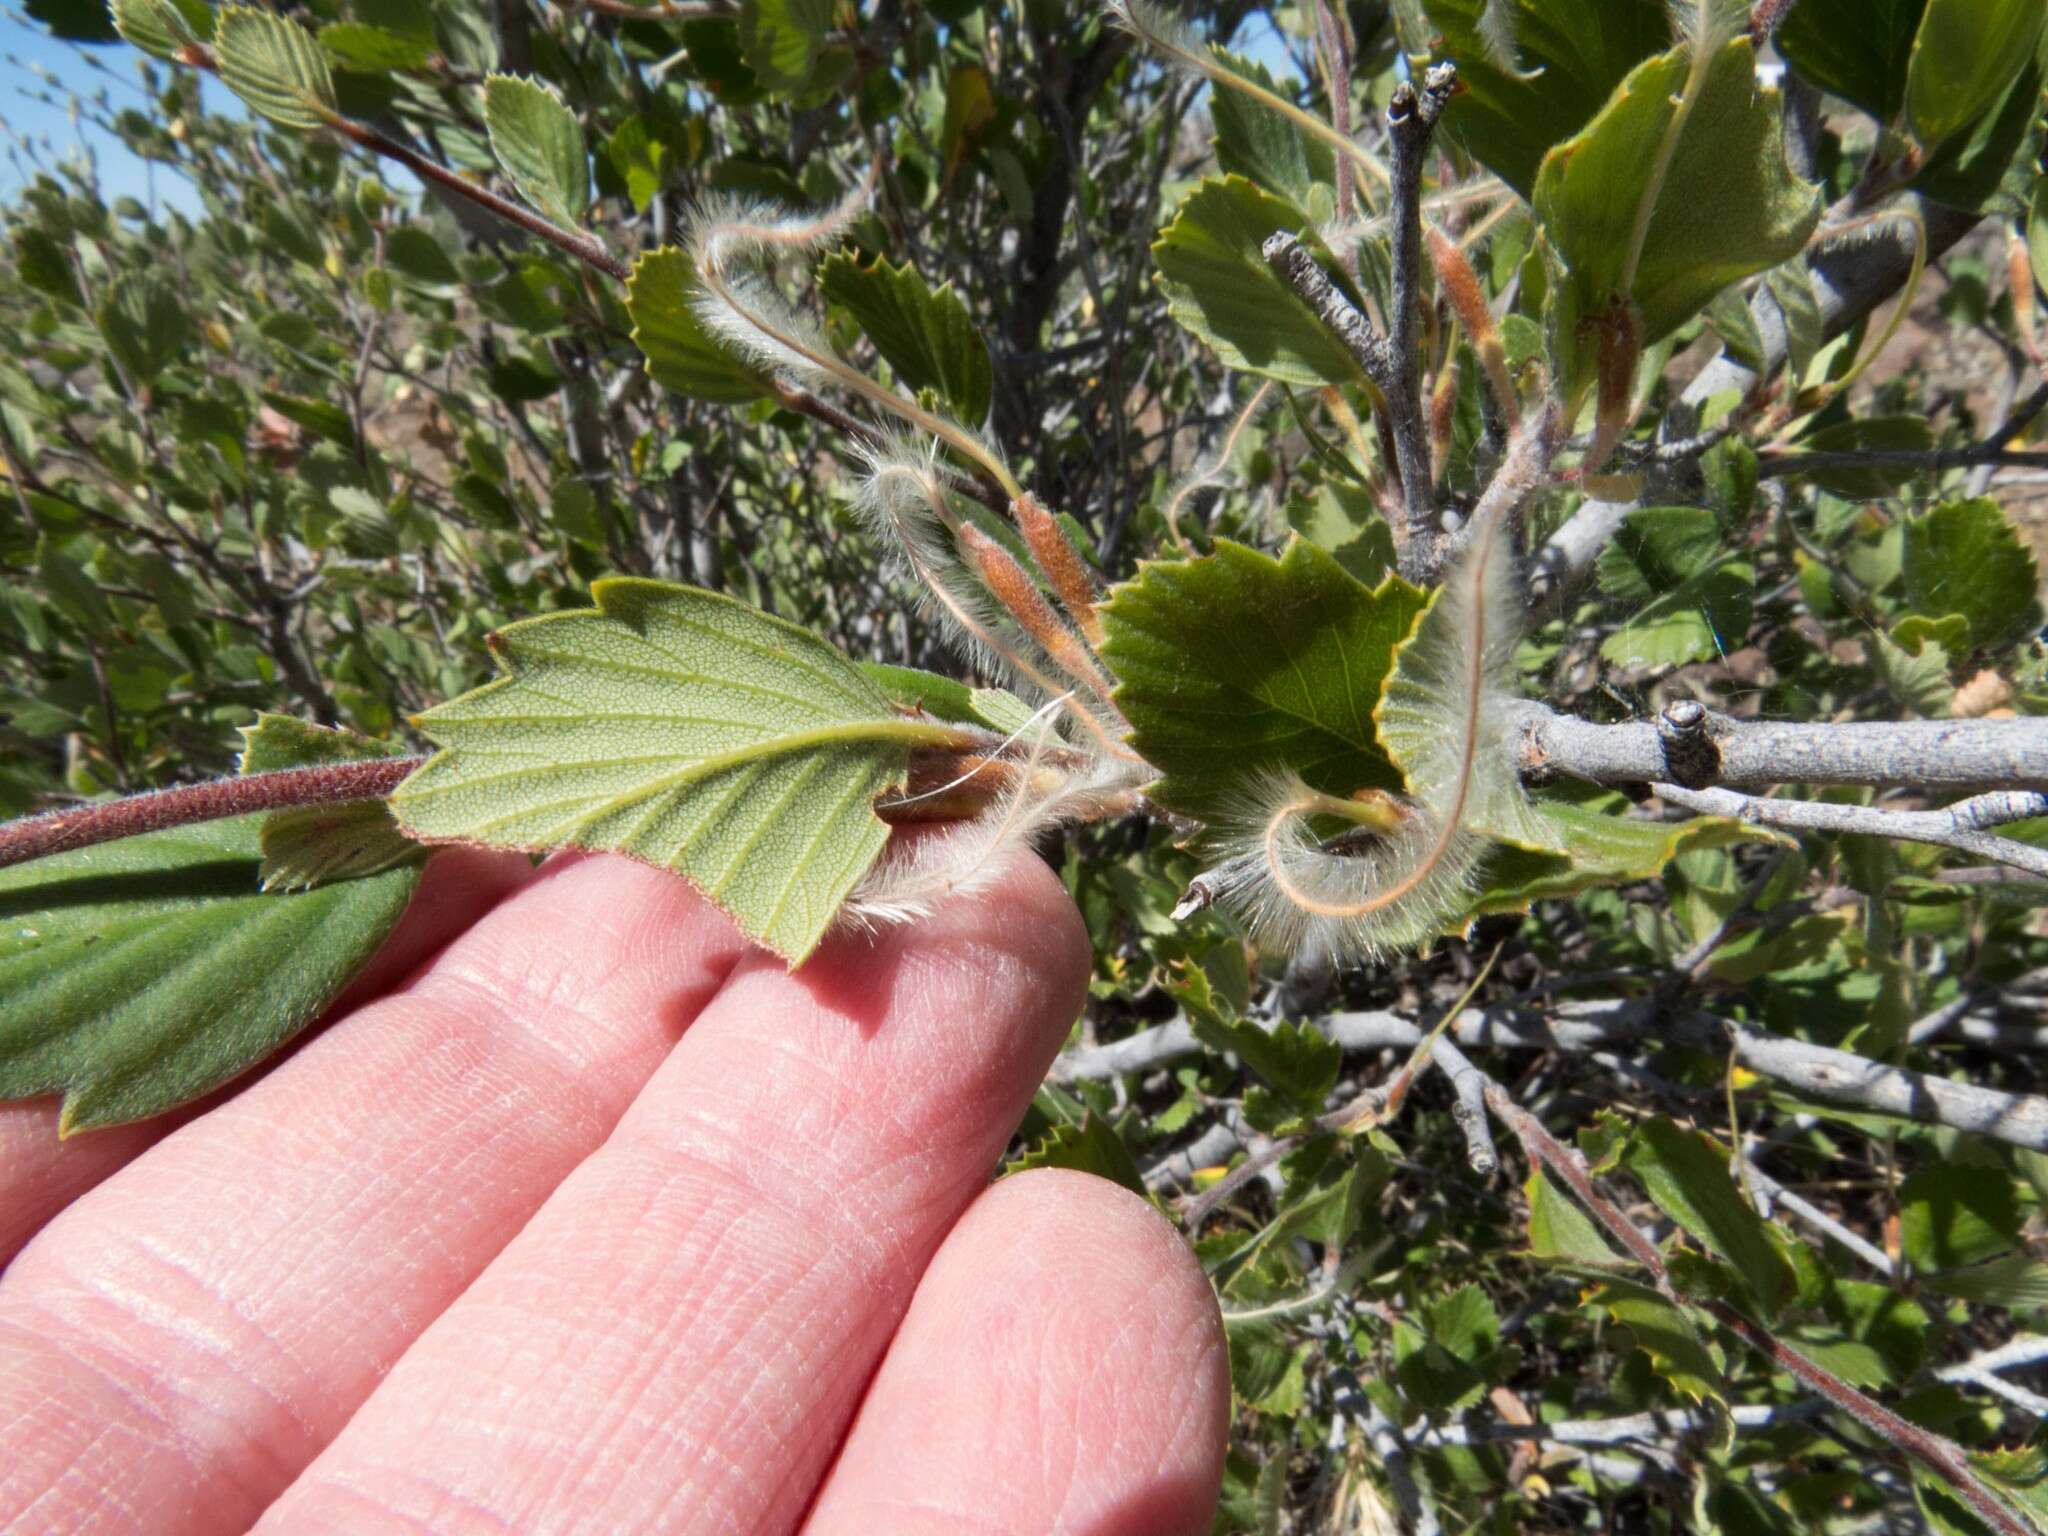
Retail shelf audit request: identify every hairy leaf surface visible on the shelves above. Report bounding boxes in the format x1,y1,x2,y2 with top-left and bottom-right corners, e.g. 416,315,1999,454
0,816,418,1132
1534,35,1821,398
392,579,961,963
1100,539,1428,824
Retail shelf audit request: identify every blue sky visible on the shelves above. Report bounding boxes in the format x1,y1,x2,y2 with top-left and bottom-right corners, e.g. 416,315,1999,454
0,6,233,214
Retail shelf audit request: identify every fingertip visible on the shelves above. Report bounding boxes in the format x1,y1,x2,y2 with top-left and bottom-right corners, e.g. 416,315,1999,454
804,1168,1230,1536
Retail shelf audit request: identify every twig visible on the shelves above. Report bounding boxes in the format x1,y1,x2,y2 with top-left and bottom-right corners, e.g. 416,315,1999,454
1429,1036,1498,1175
1384,62,1458,542
1057,996,2048,1152
1260,229,1436,575
1380,1400,1824,1449
0,759,420,871
1514,702,2048,793
1654,784,2048,880
0,741,1071,872
1740,1146,1894,1276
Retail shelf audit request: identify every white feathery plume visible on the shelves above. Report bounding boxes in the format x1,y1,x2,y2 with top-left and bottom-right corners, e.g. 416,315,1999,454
1206,406,1559,966
844,731,1140,929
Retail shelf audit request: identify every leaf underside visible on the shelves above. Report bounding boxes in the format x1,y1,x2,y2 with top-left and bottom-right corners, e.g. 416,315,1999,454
391,578,932,963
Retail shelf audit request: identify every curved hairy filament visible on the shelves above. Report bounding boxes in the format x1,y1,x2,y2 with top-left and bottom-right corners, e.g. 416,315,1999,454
690,187,1024,501
1213,408,1559,964
1107,0,1388,196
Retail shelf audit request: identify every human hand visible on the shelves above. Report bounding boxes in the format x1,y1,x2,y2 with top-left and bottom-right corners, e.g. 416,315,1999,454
0,847,1229,1533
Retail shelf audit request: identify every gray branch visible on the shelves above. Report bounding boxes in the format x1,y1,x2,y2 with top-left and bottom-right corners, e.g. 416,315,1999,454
1655,784,2048,879
1514,701,2048,793
1061,997,2048,1153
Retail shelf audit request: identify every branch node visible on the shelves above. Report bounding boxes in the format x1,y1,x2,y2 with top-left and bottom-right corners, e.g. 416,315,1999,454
1655,699,1721,790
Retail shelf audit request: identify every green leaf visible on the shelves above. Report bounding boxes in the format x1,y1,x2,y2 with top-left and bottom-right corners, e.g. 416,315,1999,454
1402,0,1674,197
1378,573,1564,855
1599,562,1752,670
1153,176,1367,388
1393,1283,1502,1413
1921,1252,2048,1309
12,226,82,307
483,74,590,229
1788,415,1937,497
1904,497,2043,651
858,663,1037,735
259,390,357,451
1177,965,1340,1109
1004,1111,1147,1196
817,252,993,427
1624,1116,1795,1316
736,0,833,94
1910,38,2044,216
96,271,192,390
1905,0,2046,152
1595,505,1722,603
1778,0,1927,122
1899,1163,2022,1271
237,715,425,892
1099,538,1429,824
1467,797,1773,919
1589,1278,1727,1404
1534,35,1822,399
212,6,340,131
109,0,213,62
625,248,772,403
1526,1168,1624,1265
390,579,958,964
606,114,670,214
1206,47,1334,206
0,816,419,1132
318,20,432,72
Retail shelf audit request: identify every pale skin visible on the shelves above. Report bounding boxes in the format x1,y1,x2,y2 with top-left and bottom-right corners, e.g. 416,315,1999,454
0,846,1230,1532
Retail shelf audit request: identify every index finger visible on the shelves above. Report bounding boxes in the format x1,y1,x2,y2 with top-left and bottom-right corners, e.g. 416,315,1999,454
260,847,1091,1533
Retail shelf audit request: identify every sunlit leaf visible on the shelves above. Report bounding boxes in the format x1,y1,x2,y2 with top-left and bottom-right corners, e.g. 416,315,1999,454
1153,176,1367,388
1100,538,1428,824
1398,0,1673,196
817,251,993,426
625,248,772,403
483,74,590,229
1905,0,2045,151
212,6,340,131
1534,34,1821,401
